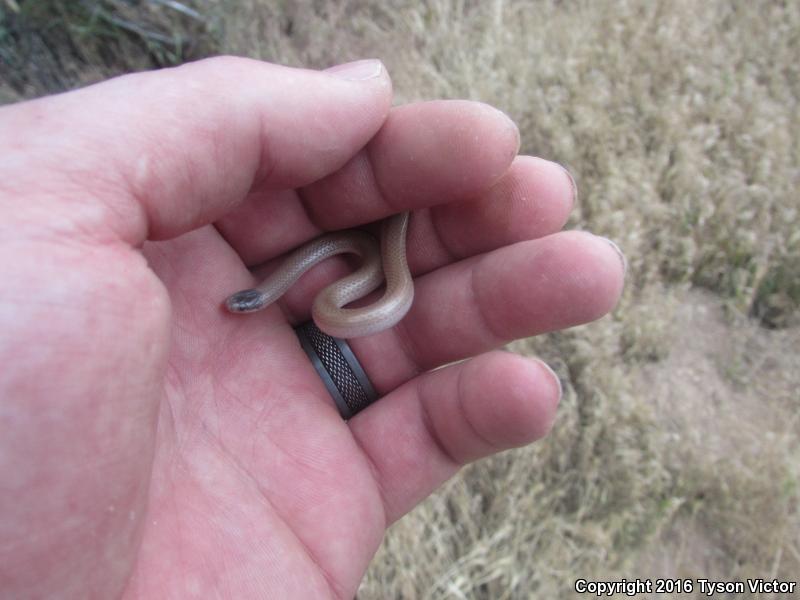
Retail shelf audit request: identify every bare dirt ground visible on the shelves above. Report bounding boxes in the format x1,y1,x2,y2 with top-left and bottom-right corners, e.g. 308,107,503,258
631,289,799,595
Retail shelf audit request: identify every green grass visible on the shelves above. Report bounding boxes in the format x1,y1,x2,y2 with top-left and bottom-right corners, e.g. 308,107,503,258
3,0,799,597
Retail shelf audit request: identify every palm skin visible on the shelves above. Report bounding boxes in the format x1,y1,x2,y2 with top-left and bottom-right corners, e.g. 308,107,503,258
0,58,624,599
133,225,389,598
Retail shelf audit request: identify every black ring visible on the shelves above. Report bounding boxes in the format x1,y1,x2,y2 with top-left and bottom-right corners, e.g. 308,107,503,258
294,321,378,419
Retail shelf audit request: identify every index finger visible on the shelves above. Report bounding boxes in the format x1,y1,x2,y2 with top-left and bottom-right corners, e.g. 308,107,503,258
216,100,521,265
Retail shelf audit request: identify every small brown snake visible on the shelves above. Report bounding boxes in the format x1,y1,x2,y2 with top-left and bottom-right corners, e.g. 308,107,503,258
225,212,413,338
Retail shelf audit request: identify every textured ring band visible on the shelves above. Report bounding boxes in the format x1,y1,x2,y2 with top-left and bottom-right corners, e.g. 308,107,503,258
294,321,378,419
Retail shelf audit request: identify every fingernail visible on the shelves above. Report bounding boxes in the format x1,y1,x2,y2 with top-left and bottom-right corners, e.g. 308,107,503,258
326,59,384,81
534,359,563,401
596,236,627,275
558,163,578,207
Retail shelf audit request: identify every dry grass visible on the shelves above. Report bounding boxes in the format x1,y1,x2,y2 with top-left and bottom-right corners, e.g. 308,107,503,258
3,0,799,597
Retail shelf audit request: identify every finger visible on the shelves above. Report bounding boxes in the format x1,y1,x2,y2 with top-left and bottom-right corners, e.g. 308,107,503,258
299,99,520,228
392,231,625,368
274,230,624,390
0,57,392,244
349,350,562,523
218,151,573,272
413,155,575,273
215,99,522,266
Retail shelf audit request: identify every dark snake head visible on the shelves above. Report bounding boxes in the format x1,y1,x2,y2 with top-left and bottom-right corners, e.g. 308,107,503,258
225,289,267,313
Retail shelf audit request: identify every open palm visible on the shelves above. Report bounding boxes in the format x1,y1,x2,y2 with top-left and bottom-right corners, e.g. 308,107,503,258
0,58,624,599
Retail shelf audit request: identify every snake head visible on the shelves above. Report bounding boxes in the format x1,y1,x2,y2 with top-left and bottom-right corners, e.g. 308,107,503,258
225,289,268,313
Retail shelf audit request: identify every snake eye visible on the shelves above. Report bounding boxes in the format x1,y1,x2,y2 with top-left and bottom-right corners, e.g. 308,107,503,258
225,289,267,313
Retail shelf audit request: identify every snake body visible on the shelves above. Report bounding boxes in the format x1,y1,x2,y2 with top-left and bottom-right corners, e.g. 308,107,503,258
225,212,413,338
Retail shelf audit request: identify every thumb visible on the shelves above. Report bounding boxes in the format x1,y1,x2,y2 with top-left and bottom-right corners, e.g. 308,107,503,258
0,57,392,243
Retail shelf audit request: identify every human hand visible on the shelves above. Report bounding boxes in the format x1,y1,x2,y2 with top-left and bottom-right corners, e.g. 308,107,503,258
0,57,624,598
